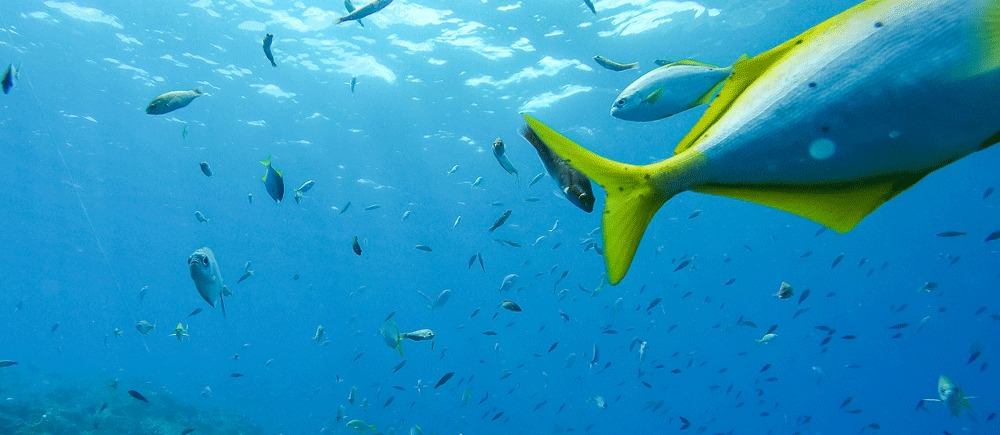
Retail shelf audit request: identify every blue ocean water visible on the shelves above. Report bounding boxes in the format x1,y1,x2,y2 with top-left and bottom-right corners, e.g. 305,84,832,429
1,0,999,433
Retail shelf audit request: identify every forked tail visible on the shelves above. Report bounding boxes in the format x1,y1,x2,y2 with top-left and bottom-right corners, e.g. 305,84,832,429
522,115,699,284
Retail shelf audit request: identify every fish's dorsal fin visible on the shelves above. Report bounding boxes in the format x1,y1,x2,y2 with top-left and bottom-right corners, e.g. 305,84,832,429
693,172,927,233
670,59,721,68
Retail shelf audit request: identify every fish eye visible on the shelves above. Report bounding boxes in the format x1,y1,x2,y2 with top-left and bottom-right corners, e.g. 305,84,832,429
615,98,626,107
202,257,209,267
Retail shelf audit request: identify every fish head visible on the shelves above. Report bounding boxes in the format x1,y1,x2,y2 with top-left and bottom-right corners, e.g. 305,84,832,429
564,184,595,213
145,100,166,114
492,138,505,156
937,375,958,401
188,247,222,306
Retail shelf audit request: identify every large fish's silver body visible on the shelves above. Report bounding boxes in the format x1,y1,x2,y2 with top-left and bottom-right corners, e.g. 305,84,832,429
188,247,226,310
146,88,204,115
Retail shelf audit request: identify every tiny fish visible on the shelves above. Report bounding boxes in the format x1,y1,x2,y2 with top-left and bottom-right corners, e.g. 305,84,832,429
434,371,455,389
501,300,522,312
984,186,995,198
688,210,701,219
364,204,382,211
937,231,966,237
194,211,209,223
188,307,203,316
0,360,18,368
528,172,545,187
888,323,908,329
259,155,284,203
414,244,432,252
127,390,149,403
392,359,407,373
230,373,244,378
1,63,17,94
774,282,794,300
831,253,845,268
352,236,362,256
199,162,213,177
341,201,352,214
985,230,1000,242
447,164,459,175
489,209,513,232
798,289,811,305
237,261,254,284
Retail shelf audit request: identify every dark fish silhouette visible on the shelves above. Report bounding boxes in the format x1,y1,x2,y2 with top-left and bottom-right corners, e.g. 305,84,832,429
434,371,455,389
263,33,277,67
520,124,594,213
127,390,148,403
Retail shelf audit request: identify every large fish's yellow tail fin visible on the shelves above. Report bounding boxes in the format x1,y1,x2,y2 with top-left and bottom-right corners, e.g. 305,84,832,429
523,115,698,284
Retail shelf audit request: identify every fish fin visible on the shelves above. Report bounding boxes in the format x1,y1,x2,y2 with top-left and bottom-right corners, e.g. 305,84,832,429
643,88,663,104
692,77,726,107
219,295,227,318
670,59,721,68
673,6,847,154
357,20,365,28
522,114,701,284
693,174,926,233
260,155,272,167
193,87,204,95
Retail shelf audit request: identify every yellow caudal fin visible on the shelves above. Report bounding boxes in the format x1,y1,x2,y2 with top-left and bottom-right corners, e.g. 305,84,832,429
522,115,700,284
969,0,1000,75
694,173,926,233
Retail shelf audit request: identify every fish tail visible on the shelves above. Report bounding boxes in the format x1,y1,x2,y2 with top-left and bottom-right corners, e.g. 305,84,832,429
260,155,272,167
522,115,692,285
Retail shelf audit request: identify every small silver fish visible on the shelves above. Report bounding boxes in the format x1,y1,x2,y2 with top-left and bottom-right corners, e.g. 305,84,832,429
593,55,637,71
188,247,228,315
194,211,209,223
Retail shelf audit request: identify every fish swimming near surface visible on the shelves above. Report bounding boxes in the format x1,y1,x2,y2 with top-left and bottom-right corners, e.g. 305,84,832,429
188,247,229,316
344,0,366,27
492,138,519,179
593,55,637,71
611,59,737,122
519,125,594,213
145,88,204,115
335,0,393,25
524,0,1000,284
582,0,596,14
260,155,285,203
2,63,17,94
263,33,277,67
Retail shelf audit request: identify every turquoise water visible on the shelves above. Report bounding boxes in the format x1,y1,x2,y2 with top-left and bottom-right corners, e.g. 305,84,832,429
1,0,999,433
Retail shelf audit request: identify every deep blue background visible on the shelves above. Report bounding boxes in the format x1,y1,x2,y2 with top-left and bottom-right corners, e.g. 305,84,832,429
1,0,998,433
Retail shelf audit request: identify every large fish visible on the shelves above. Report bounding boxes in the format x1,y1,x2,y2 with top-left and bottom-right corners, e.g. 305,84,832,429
519,125,594,213
335,0,393,25
611,59,736,122
260,155,285,203
145,88,204,115
188,247,229,316
524,0,1000,284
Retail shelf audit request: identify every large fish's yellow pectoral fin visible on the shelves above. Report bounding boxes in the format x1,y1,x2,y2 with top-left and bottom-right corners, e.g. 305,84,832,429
522,115,680,284
694,173,926,233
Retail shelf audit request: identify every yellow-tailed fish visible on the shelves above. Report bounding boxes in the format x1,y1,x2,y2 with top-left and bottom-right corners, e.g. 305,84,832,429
525,0,1000,284
611,59,738,122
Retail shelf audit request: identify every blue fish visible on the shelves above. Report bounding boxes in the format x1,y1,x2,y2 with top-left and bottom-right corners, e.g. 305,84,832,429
344,0,365,27
260,156,284,203
2,63,17,94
